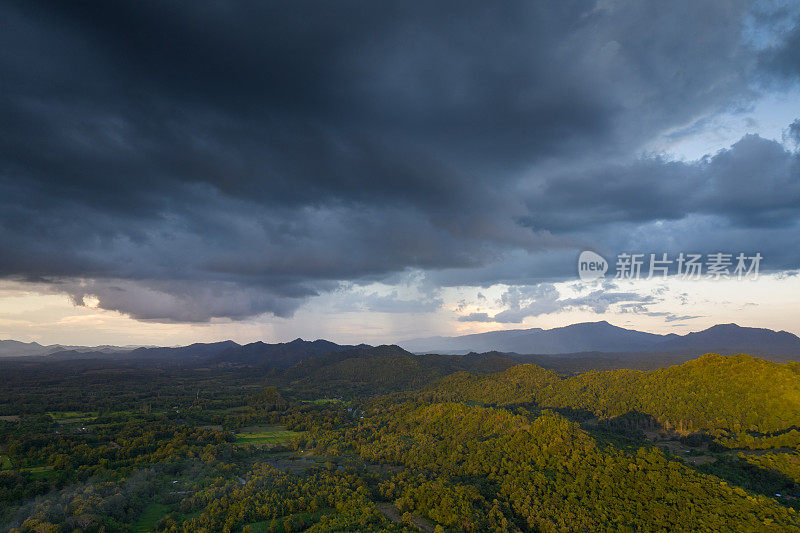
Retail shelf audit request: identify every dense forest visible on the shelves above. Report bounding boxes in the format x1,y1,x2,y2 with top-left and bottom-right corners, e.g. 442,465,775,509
427,353,800,434
1,350,800,531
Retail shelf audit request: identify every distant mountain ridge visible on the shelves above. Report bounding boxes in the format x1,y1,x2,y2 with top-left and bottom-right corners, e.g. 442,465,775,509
37,338,371,369
4,322,800,366
211,338,369,368
652,324,800,354
0,339,135,358
43,341,239,362
401,321,800,356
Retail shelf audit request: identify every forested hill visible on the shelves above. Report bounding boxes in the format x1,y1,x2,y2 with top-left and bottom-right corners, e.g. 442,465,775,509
312,403,799,531
3,350,800,531
210,338,368,368
427,353,800,434
281,345,516,396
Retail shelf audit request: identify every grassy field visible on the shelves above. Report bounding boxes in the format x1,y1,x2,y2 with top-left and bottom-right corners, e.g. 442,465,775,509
235,425,304,445
301,398,344,405
24,465,55,479
133,503,170,533
47,411,98,423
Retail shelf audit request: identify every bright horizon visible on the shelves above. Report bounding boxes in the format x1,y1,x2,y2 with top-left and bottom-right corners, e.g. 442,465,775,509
2,274,799,347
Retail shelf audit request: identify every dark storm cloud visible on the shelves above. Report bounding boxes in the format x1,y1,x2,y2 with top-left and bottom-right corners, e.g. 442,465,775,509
788,119,800,147
758,3,800,82
1,0,798,321
523,134,800,231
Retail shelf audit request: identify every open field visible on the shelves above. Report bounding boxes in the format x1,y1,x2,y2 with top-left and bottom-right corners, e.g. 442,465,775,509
47,411,98,423
23,465,55,479
235,425,304,445
301,398,344,405
133,503,170,533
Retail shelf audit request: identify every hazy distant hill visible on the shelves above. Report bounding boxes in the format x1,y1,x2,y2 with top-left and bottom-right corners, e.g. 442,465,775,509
402,321,800,356
44,341,239,362
43,338,368,369
652,323,800,355
11,321,800,369
0,339,132,358
0,339,57,357
401,321,673,353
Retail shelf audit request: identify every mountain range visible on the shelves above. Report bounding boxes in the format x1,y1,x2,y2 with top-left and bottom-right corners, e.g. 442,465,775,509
3,322,800,369
400,321,800,356
0,339,136,358
0,337,370,369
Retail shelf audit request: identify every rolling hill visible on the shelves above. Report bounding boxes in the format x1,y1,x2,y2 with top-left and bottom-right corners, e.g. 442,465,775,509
211,338,368,368
428,353,800,434
281,345,516,396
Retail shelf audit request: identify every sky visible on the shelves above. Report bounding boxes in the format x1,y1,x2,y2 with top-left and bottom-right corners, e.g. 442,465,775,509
1,0,800,346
